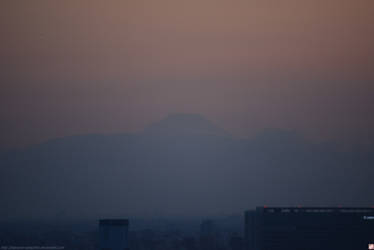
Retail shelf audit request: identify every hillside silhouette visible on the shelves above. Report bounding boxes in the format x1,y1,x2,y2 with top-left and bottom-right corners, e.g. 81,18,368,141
0,114,373,219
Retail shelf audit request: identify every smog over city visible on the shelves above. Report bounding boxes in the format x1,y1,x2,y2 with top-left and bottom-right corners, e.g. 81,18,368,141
0,1,374,249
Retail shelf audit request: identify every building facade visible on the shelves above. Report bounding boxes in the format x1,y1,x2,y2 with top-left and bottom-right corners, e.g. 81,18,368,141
99,219,129,250
245,207,374,250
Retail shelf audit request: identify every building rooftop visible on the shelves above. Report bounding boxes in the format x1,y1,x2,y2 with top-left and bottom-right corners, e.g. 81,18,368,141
99,219,129,226
247,207,374,214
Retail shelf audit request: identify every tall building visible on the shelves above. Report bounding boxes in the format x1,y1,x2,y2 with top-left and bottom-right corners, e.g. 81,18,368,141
99,219,129,250
245,207,374,250
200,219,219,250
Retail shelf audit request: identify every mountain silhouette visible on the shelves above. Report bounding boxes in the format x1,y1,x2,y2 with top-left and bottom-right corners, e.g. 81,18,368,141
0,114,373,219
143,113,228,137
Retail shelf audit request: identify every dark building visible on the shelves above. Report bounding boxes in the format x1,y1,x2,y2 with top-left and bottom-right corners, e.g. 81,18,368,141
99,219,129,250
200,219,216,236
229,235,244,250
200,219,219,250
245,207,374,250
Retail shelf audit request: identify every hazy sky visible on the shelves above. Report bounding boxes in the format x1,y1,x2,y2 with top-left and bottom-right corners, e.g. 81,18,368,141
1,0,374,149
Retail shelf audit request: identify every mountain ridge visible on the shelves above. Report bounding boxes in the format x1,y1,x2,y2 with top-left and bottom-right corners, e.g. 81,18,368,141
0,114,373,219
142,113,229,137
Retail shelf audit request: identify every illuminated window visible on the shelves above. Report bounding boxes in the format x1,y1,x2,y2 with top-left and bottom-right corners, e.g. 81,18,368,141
368,243,374,249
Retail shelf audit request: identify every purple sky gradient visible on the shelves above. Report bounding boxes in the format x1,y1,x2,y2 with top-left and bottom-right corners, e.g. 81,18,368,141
1,0,374,148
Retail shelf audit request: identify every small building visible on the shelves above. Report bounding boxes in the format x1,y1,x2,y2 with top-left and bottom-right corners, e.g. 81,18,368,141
99,219,129,250
200,219,215,236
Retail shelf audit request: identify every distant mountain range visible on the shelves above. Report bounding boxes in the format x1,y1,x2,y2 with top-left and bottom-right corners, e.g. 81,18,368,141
143,113,229,137
0,113,373,220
